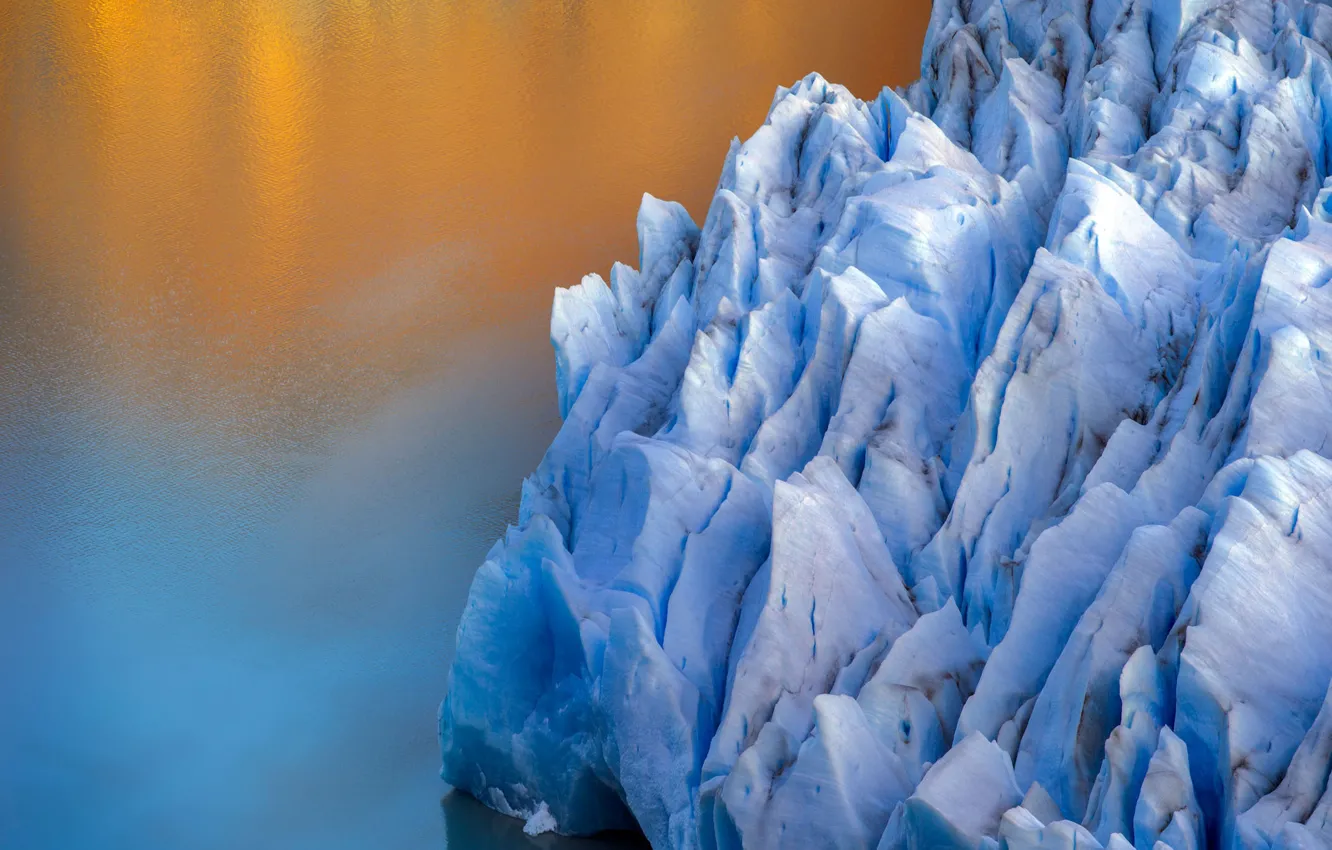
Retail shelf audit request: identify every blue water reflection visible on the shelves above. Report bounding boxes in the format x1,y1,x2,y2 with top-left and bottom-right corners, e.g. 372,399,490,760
1,339,567,848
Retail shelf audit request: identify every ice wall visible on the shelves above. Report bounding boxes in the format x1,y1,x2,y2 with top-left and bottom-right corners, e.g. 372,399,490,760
441,0,1332,847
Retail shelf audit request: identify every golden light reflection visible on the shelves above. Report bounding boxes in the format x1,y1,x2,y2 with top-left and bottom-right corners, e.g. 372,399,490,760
2,0,930,445
241,2,313,315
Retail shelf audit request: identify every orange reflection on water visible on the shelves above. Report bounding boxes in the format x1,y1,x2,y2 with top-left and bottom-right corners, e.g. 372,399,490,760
3,0,928,446
0,2,932,845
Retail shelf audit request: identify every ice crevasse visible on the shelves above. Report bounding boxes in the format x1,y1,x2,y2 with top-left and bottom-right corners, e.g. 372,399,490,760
438,0,1332,846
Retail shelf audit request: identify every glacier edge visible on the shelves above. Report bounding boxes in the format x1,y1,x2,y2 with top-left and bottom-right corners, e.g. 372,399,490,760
440,0,1332,847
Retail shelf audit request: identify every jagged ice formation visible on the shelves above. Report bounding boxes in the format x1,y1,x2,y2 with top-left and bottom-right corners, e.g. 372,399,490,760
438,0,1332,847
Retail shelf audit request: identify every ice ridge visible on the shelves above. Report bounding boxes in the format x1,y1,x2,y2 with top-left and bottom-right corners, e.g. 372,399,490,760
440,0,1332,847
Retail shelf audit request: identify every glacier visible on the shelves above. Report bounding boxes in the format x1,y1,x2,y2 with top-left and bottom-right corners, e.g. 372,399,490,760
438,0,1332,847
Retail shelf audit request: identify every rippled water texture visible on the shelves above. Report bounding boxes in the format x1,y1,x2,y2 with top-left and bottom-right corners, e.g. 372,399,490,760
0,2,927,847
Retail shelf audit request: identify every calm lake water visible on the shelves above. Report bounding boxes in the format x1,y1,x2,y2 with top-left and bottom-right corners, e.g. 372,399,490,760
0,2,927,847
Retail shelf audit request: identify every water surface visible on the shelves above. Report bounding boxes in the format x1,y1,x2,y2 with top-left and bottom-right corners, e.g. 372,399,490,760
0,2,927,847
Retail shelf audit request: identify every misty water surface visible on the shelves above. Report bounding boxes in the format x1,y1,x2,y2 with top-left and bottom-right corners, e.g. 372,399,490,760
0,2,927,847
